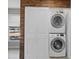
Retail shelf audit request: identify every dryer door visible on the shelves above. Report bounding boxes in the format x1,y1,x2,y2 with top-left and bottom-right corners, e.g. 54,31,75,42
51,14,65,28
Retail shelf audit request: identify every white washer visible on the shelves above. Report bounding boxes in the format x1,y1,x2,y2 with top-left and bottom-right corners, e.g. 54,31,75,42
49,33,66,57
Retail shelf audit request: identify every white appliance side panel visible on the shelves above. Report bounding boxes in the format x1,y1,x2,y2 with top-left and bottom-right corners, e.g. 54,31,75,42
25,7,50,59
67,9,71,59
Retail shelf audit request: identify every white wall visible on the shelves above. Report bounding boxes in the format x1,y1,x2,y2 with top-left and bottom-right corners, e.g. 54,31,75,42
25,7,49,59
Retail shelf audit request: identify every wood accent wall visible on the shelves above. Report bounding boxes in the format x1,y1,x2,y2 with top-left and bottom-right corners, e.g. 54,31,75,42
20,0,71,59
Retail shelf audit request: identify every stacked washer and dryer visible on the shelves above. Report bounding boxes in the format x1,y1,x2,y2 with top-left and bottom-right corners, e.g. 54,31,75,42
49,9,70,58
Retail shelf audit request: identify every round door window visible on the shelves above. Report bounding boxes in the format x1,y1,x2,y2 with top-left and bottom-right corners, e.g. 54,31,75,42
51,14,64,28
51,37,65,52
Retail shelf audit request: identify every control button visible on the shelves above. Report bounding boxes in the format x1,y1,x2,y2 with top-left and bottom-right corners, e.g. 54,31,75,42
60,33,64,36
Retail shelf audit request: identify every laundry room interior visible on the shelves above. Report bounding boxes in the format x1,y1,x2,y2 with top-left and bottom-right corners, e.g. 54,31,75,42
8,0,71,59
24,7,71,59
20,0,71,59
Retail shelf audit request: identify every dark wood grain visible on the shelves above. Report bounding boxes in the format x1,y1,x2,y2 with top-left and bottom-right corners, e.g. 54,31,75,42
20,0,71,59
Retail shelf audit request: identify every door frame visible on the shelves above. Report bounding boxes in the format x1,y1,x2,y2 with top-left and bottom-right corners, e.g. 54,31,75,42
20,0,71,59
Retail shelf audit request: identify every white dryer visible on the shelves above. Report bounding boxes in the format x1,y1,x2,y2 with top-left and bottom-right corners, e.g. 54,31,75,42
48,9,67,33
49,33,66,57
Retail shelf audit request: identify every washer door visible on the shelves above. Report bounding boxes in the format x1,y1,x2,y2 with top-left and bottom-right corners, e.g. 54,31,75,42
51,14,64,28
51,37,65,52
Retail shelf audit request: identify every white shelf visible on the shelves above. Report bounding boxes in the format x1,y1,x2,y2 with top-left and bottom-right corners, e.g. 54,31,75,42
8,0,20,49
8,40,20,49
8,8,20,14
8,48,19,59
8,0,20,8
8,8,20,26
